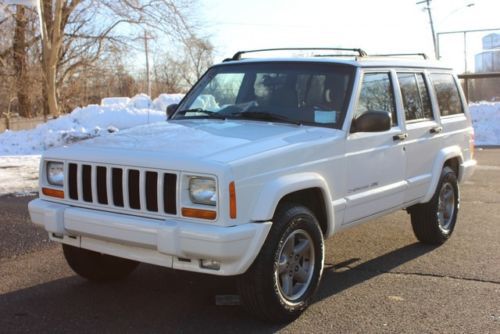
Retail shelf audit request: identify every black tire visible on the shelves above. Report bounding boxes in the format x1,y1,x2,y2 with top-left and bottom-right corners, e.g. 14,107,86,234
62,244,139,281
237,203,324,323
410,166,459,245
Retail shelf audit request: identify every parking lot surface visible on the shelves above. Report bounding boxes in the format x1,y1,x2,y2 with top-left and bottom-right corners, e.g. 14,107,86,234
0,149,499,333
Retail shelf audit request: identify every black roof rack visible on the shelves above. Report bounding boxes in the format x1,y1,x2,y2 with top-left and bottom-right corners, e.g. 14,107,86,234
369,53,429,60
227,47,368,61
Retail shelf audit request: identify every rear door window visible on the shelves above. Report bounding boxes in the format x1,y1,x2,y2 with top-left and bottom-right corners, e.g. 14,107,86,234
430,73,464,116
397,72,433,121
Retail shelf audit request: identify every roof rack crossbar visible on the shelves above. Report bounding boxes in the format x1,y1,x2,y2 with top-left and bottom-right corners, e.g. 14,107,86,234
369,53,429,60
230,47,368,60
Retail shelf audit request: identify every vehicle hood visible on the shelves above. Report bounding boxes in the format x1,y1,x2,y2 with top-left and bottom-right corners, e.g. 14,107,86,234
45,119,343,166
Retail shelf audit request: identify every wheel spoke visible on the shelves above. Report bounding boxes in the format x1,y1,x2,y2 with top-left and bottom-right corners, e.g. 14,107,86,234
281,273,293,296
444,191,453,202
283,237,295,257
294,239,310,257
278,255,288,274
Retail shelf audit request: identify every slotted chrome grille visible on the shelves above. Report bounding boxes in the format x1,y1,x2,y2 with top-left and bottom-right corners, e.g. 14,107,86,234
67,163,177,215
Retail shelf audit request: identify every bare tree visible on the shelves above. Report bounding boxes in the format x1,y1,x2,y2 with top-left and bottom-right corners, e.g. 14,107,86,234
181,36,214,85
152,35,214,94
13,5,32,117
1,0,210,118
153,52,185,93
37,0,205,117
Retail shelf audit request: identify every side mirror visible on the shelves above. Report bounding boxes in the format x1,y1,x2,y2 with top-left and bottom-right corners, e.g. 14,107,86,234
351,111,391,133
166,104,178,119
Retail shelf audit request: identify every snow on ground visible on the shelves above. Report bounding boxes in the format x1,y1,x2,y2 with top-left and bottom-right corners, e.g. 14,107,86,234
0,98,498,196
0,155,40,195
469,102,500,146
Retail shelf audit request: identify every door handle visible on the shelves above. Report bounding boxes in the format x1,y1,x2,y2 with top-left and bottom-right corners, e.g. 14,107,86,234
430,126,443,134
393,133,408,141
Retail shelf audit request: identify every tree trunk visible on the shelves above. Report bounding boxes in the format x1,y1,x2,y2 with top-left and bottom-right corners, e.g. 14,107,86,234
45,61,59,117
13,5,32,118
41,0,63,117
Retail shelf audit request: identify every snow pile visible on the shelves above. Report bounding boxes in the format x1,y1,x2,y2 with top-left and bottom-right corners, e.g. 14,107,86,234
469,102,500,146
152,93,185,112
0,93,183,156
101,97,130,106
129,93,153,109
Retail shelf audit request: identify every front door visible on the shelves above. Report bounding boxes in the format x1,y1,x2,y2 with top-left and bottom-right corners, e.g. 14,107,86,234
343,71,406,224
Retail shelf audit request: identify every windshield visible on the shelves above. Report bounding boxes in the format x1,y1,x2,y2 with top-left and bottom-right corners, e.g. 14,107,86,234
173,62,355,128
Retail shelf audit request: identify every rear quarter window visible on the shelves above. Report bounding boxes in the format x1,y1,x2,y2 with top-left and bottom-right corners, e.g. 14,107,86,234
430,73,464,116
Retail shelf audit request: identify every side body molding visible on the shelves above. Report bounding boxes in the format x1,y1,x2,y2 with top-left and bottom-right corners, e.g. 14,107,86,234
251,173,335,236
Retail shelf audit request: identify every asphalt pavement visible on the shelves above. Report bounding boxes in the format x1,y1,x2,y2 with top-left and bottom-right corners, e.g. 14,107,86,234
0,149,499,333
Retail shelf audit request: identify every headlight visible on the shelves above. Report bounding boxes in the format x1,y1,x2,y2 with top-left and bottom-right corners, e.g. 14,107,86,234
189,177,217,206
47,161,64,186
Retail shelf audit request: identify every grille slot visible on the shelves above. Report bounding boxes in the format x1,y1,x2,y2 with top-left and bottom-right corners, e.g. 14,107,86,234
96,166,108,204
145,171,158,212
68,163,78,200
164,173,177,214
82,165,92,202
128,169,140,209
112,168,124,207
66,163,177,216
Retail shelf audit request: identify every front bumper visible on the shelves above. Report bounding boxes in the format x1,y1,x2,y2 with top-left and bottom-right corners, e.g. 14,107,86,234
29,199,271,276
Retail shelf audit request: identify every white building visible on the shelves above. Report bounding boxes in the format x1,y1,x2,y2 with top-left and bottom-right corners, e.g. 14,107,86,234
475,33,500,73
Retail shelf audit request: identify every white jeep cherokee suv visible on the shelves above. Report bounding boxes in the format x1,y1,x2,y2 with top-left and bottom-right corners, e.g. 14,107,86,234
29,48,476,322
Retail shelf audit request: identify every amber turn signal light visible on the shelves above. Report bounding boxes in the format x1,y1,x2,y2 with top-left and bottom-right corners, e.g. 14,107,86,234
229,181,237,219
182,207,217,220
42,187,65,199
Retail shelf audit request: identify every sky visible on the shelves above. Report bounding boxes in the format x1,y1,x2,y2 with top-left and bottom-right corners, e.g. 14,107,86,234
198,0,500,73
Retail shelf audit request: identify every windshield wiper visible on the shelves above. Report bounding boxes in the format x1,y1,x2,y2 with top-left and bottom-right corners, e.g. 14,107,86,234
175,108,226,120
230,111,301,125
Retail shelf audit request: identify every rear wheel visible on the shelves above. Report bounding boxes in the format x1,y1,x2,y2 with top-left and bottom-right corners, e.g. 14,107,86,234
410,166,459,245
237,203,324,323
63,244,139,281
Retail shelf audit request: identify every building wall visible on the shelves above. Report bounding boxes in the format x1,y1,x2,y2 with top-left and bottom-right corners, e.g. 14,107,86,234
483,33,500,50
475,50,500,73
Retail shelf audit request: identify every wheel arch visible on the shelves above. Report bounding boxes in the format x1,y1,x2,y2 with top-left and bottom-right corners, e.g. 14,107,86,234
422,146,463,203
251,173,334,237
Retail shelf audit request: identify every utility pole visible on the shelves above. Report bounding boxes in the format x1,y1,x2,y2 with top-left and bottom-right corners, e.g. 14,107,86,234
144,30,152,97
417,0,438,59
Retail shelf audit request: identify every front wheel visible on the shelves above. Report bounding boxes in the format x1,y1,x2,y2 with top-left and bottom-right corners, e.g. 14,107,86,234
410,166,459,245
237,203,324,323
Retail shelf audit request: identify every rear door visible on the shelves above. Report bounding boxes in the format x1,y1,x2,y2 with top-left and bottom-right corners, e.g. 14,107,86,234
394,71,442,204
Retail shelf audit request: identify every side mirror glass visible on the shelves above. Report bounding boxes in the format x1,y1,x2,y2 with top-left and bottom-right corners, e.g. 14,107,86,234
166,104,178,119
351,111,391,133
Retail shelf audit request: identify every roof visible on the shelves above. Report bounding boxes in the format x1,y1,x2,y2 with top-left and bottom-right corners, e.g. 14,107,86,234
215,56,453,70
215,48,452,70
